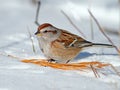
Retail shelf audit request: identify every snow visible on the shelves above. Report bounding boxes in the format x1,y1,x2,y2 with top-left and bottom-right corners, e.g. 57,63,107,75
0,0,120,90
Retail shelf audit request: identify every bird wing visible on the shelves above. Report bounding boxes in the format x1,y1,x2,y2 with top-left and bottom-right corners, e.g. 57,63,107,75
55,30,92,48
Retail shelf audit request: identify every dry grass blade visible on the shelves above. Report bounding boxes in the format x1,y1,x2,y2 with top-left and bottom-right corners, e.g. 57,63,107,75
109,64,120,76
61,10,86,38
88,0,94,40
90,16,94,40
22,59,109,70
88,10,120,54
27,27,36,54
22,59,120,77
119,0,120,47
0,52,21,60
90,64,100,78
0,54,118,77
35,1,41,26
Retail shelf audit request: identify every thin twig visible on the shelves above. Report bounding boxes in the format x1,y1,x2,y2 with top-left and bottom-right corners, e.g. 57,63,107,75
90,15,94,40
88,10,120,54
0,52,21,60
90,64,100,78
109,64,120,76
61,10,86,38
35,1,41,26
118,0,120,47
27,27,36,54
88,0,94,40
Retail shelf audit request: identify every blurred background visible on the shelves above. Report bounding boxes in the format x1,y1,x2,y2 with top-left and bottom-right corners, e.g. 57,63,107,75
0,0,119,56
0,1,120,90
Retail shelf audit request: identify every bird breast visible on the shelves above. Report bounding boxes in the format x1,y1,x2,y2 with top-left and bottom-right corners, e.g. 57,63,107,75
37,37,51,58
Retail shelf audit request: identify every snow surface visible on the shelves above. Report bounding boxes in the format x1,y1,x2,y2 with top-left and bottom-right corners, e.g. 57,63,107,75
0,0,120,90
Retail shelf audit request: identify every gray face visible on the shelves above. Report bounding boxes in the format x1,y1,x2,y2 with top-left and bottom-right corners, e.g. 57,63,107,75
39,26,61,42
36,26,62,59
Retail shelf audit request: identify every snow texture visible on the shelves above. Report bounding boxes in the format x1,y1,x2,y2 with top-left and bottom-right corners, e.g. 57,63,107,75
0,0,120,90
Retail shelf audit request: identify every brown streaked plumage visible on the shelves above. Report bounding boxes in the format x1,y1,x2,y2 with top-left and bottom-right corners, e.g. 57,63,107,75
35,23,114,63
55,30,89,47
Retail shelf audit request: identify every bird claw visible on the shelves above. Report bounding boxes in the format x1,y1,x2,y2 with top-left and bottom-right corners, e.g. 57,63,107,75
47,59,56,63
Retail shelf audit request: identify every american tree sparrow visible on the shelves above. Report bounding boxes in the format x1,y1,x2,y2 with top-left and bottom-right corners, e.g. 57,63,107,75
35,23,114,63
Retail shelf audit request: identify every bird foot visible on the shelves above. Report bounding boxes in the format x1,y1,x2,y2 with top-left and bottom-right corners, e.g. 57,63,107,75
47,59,56,63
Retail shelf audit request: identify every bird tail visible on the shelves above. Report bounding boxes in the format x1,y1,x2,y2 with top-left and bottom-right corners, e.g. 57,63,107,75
92,43,115,48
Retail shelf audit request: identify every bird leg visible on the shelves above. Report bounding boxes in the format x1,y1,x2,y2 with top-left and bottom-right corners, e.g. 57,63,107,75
65,60,71,64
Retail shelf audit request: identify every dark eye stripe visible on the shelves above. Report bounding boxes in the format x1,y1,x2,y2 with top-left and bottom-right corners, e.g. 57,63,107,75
43,30,48,33
43,30,57,34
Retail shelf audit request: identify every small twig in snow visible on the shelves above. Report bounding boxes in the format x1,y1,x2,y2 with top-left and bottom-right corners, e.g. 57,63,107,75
88,10,120,54
118,0,120,47
27,27,36,54
35,1,41,26
0,52,21,60
61,10,86,38
90,15,94,40
109,64,120,76
90,64,100,78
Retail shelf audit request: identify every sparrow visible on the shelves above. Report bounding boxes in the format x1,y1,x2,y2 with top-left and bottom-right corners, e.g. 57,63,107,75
35,23,114,63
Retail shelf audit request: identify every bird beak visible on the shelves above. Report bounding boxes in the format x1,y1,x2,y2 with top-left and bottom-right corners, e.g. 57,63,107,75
35,31,42,36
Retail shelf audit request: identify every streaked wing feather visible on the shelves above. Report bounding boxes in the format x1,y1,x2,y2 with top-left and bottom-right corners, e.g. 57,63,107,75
55,30,92,48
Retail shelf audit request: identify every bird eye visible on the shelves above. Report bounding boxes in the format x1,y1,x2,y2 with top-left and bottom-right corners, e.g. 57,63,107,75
43,30,47,33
